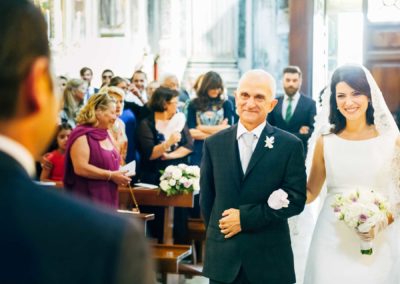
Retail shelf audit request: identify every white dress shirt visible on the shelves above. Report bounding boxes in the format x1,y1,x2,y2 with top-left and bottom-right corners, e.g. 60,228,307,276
0,134,36,177
282,92,300,120
236,120,266,166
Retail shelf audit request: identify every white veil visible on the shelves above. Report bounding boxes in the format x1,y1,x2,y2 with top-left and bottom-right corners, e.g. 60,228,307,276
306,63,400,214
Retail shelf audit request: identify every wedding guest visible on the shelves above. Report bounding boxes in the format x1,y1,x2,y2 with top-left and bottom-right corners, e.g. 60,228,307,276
187,71,234,165
100,69,114,88
107,86,128,165
64,93,131,208
146,80,160,101
80,67,99,103
40,122,72,187
267,65,316,154
59,78,87,128
137,87,193,184
57,75,68,94
137,87,193,243
0,1,154,283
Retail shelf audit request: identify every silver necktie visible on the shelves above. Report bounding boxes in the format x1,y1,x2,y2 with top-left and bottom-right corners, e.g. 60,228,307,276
241,132,255,173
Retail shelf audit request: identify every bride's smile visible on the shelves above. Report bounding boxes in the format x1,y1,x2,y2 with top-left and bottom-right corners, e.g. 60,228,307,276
335,81,369,120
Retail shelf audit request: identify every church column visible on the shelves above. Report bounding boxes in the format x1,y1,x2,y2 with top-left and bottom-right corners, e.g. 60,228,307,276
184,0,240,92
157,0,186,78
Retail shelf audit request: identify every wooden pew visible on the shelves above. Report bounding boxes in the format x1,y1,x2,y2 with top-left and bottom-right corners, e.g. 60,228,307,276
152,244,192,283
116,210,155,235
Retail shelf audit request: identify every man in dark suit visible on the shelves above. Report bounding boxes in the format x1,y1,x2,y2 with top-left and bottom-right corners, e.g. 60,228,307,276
267,66,316,153
200,70,307,284
0,1,154,283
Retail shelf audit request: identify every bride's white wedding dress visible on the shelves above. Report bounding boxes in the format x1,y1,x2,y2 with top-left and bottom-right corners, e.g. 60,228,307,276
304,133,399,284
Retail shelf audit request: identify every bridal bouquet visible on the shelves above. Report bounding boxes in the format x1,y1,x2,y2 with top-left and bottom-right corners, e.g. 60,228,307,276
159,164,200,196
331,190,390,255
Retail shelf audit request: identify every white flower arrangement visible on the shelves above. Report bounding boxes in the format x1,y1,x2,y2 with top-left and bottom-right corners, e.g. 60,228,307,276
331,189,390,255
159,164,200,196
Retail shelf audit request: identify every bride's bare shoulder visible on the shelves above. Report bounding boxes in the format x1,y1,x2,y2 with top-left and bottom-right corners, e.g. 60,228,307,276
396,136,400,147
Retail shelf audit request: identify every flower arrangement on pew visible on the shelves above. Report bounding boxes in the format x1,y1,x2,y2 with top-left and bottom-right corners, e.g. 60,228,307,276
159,164,200,196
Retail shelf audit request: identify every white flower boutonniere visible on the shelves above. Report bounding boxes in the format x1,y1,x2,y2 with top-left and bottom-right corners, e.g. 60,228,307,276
264,136,275,149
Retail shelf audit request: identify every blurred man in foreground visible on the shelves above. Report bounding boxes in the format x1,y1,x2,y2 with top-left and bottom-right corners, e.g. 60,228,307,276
0,1,154,283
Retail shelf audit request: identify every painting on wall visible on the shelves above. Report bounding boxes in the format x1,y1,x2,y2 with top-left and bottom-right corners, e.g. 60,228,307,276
99,0,126,37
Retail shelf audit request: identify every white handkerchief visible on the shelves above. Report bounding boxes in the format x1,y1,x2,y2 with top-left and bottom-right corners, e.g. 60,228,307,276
268,189,290,210
120,160,136,176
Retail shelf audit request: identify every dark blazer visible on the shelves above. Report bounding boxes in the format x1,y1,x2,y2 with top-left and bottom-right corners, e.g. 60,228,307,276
267,94,316,153
136,112,194,184
0,151,155,284
200,123,306,284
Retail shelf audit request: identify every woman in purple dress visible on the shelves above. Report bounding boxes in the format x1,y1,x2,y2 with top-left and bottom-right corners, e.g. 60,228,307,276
64,93,132,208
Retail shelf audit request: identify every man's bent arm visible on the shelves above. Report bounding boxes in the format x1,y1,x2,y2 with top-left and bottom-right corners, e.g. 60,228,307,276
239,140,307,232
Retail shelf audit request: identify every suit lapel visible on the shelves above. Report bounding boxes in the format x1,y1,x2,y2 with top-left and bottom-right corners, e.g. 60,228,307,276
243,123,275,179
229,125,245,181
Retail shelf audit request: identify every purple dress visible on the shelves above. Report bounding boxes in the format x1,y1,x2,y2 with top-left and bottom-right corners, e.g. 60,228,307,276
64,125,120,208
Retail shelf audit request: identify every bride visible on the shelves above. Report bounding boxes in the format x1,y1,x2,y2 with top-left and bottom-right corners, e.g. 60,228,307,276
303,64,400,283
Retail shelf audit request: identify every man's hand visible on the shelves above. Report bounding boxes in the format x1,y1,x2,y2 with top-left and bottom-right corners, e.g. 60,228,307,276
219,208,241,238
299,126,310,134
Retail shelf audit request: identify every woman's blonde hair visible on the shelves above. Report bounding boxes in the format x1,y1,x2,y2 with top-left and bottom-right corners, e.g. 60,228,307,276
76,93,115,126
99,86,125,99
63,78,86,118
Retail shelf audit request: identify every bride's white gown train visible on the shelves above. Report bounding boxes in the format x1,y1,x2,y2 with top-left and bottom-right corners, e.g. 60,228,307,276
304,134,399,284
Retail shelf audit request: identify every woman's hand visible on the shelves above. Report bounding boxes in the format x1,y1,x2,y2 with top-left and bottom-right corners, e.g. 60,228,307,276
110,170,132,186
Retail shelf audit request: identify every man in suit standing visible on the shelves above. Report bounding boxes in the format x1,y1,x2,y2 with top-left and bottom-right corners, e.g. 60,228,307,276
0,1,154,283
267,66,316,153
200,70,307,284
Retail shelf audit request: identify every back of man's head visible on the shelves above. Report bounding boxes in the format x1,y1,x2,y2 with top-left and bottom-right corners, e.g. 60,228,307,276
0,0,50,120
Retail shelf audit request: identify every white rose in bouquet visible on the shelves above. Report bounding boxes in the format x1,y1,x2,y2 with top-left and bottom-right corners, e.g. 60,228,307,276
160,180,170,192
178,163,188,170
159,164,201,196
168,178,176,186
172,168,183,180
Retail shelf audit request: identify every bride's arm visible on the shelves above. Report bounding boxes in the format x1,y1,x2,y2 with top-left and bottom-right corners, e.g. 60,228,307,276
306,136,326,204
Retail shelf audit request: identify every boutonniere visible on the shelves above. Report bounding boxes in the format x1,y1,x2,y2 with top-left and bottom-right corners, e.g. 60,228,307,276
264,136,275,149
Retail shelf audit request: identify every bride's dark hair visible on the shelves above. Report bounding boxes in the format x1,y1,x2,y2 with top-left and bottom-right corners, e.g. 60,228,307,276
329,65,375,133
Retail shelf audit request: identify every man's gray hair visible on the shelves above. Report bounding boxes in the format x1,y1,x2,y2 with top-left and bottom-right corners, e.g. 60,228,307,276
238,69,277,98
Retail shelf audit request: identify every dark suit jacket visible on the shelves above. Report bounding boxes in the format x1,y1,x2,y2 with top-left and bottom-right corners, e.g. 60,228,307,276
200,123,306,284
267,94,316,153
0,151,155,284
